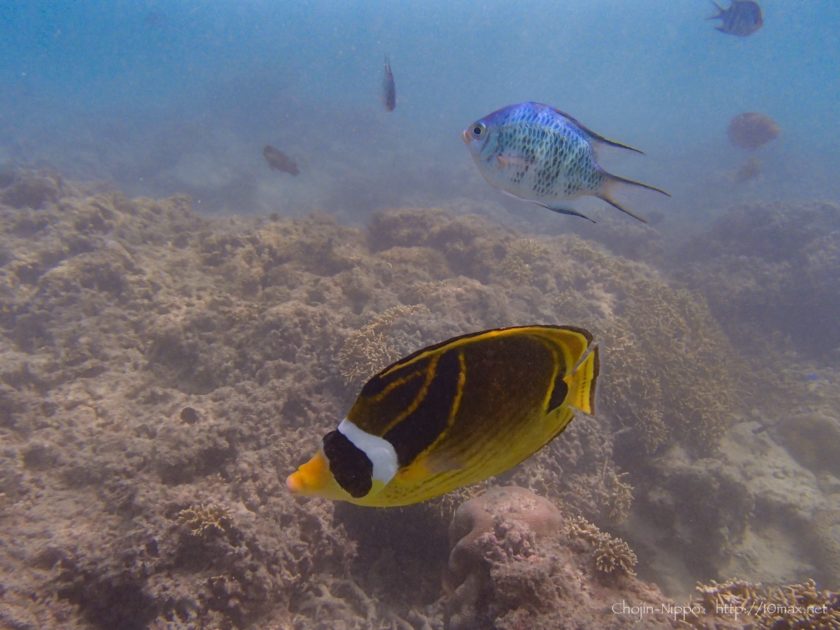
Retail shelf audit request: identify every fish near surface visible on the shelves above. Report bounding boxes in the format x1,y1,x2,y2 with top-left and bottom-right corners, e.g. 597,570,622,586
382,55,396,112
263,145,299,176
287,325,599,507
462,102,669,224
709,1,763,37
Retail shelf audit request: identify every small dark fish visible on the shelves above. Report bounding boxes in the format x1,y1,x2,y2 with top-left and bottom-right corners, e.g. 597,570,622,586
263,145,299,176
709,1,763,37
382,55,396,112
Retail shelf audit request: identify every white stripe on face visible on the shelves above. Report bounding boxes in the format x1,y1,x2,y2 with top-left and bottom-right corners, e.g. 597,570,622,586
337,418,398,486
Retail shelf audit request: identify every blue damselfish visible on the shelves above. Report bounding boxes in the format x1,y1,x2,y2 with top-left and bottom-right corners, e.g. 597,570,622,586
463,101,669,223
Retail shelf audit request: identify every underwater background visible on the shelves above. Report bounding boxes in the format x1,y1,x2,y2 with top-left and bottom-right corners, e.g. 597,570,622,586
1,1,839,628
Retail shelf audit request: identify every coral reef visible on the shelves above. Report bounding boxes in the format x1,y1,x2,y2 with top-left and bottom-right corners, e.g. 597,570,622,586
1,170,836,627
676,199,840,361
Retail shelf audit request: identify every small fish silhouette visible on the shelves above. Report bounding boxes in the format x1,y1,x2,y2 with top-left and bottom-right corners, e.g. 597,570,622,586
709,1,763,37
382,55,396,112
263,145,299,176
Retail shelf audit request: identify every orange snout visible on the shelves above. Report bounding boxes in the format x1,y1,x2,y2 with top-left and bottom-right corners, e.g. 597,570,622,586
286,452,331,495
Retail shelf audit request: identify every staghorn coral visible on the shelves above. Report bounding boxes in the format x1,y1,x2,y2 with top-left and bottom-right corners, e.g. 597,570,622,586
689,577,840,628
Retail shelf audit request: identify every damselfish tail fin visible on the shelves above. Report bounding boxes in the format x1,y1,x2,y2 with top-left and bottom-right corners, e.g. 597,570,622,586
597,172,671,224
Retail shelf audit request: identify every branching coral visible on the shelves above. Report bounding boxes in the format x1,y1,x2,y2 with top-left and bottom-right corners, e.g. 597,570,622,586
336,304,424,388
691,577,840,628
566,515,638,579
560,460,635,525
593,537,638,579
177,503,233,538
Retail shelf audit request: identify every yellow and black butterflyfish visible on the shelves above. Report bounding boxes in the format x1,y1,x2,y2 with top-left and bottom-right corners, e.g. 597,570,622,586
286,325,599,507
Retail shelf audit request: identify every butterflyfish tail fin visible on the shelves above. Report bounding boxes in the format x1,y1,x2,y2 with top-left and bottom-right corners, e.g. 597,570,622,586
566,343,599,415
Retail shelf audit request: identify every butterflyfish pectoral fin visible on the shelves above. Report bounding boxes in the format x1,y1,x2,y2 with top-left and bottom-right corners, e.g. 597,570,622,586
396,450,463,483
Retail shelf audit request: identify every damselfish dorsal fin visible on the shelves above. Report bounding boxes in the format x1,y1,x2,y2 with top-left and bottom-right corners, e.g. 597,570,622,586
549,106,645,155
707,1,725,19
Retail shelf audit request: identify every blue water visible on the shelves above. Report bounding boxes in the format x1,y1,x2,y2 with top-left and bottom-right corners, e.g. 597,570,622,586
1,0,839,217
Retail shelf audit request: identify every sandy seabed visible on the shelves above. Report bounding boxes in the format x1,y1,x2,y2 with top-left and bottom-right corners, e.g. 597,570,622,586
0,170,838,629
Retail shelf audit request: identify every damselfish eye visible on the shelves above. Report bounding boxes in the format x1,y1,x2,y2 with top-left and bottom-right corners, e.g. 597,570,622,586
472,124,485,137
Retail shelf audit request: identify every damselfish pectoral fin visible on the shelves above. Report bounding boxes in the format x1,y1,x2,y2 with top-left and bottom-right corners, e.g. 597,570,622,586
496,154,531,170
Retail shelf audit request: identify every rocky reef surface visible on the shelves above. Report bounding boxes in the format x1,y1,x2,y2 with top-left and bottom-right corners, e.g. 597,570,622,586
0,170,838,628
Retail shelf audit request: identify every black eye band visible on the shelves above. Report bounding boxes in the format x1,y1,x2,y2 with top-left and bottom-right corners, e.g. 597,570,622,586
322,430,373,498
